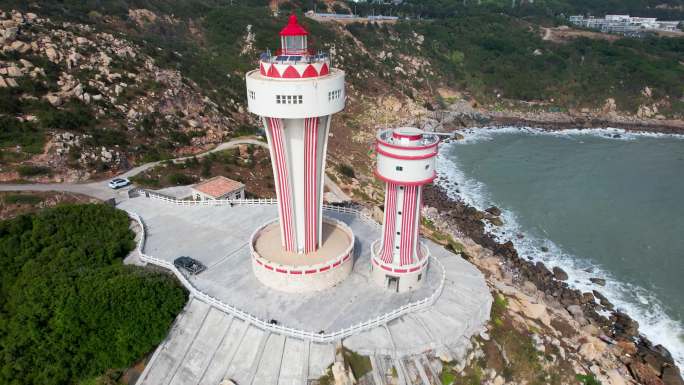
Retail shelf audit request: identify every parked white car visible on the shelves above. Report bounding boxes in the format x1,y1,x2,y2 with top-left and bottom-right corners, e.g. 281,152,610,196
108,178,131,189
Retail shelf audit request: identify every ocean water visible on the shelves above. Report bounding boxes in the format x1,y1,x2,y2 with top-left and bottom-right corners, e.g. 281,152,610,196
436,127,684,367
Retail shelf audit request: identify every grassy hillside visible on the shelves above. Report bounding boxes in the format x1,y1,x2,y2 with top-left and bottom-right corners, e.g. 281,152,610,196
0,1,682,183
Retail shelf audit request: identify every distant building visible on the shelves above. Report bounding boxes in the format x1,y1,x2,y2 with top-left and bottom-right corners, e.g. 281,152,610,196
568,14,681,35
191,176,245,201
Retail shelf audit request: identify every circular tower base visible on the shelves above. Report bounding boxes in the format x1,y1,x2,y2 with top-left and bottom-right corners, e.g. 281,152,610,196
250,217,354,293
370,240,430,293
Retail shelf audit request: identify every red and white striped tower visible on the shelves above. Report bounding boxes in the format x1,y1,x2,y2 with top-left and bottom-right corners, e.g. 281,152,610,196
246,14,345,253
245,15,353,293
371,127,440,293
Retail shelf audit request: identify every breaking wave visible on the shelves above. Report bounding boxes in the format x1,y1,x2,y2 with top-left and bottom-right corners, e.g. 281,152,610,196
436,127,684,368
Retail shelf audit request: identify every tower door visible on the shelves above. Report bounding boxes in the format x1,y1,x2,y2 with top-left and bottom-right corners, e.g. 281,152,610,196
386,276,399,293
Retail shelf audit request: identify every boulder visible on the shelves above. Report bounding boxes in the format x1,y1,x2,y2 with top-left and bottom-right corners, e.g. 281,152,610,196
45,47,59,62
19,58,33,68
1,26,17,40
614,311,639,338
617,339,638,355
9,40,30,53
590,277,606,286
629,361,665,385
520,299,551,326
662,366,684,385
606,369,627,385
0,76,6,88
581,292,595,304
579,336,607,361
567,304,583,318
488,217,503,226
6,66,21,77
553,266,569,281
603,98,617,114
45,94,62,106
485,206,502,216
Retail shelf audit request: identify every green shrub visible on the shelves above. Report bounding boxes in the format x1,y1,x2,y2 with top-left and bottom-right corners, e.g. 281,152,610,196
16,164,51,177
336,163,355,179
130,174,161,188
167,172,196,185
0,117,45,154
0,204,187,385
37,100,94,131
577,374,602,385
341,347,372,380
3,194,44,205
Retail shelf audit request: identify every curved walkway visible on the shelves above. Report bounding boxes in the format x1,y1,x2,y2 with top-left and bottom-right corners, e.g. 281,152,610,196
0,137,351,202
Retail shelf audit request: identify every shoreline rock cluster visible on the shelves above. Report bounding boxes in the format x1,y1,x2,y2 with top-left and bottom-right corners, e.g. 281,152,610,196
422,185,683,385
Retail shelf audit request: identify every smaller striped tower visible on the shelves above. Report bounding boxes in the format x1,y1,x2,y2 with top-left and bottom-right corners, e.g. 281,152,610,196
371,127,440,292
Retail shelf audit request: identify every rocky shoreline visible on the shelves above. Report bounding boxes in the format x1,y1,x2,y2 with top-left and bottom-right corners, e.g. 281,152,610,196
430,101,684,135
486,115,684,135
421,184,684,385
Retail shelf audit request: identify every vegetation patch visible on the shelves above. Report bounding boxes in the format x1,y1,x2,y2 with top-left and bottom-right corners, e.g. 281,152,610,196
341,346,372,380
16,164,52,177
0,204,187,385
336,163,356,179
3,193,43,205
131,147,274,197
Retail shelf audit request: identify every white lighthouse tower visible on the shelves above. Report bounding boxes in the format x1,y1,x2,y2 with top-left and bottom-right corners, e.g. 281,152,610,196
371,127,440,292
246,15,353,293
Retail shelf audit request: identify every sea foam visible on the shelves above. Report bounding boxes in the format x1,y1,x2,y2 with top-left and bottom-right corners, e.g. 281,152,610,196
436,127,684,368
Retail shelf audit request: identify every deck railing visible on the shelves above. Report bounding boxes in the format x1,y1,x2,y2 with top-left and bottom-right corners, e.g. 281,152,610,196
125,197,445,343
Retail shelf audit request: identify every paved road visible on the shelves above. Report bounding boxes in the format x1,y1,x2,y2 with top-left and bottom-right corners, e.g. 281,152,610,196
0,137,351,202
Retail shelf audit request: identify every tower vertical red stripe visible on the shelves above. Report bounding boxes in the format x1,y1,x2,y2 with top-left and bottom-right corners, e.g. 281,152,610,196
304,117,319,253
268,117,295,251
380,182,397,263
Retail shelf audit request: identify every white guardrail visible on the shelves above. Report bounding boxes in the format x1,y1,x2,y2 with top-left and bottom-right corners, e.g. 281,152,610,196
125,193,446,343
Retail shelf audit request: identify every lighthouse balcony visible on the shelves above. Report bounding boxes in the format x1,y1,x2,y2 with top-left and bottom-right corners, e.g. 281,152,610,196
259,51,331,79
377,128,440,149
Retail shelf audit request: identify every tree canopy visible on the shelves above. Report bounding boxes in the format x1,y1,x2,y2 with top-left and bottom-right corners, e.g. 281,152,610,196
0,204,187,385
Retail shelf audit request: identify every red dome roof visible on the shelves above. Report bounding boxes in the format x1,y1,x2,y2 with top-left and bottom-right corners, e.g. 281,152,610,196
280,14,308,36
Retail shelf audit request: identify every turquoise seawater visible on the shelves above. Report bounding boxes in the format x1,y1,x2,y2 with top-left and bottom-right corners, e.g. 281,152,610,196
437,127,684,366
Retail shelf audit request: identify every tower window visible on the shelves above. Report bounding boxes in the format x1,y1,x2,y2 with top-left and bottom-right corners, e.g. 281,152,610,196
398,211,402,215
396,166,403,171
276,95,281,104
425,164,430,170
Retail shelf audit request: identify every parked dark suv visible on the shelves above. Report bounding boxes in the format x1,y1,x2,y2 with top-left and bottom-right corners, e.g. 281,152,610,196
173,256,206,275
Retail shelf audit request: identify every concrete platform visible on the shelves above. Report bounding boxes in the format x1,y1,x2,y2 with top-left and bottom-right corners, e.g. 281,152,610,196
120,197,444,332
123,197,492,385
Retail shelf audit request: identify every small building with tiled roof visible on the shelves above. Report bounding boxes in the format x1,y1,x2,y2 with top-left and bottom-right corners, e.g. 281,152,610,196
191,176,245,201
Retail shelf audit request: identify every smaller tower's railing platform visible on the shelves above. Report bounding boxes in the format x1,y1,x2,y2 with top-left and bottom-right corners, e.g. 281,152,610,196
377,128,441,149
370,239,430,274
